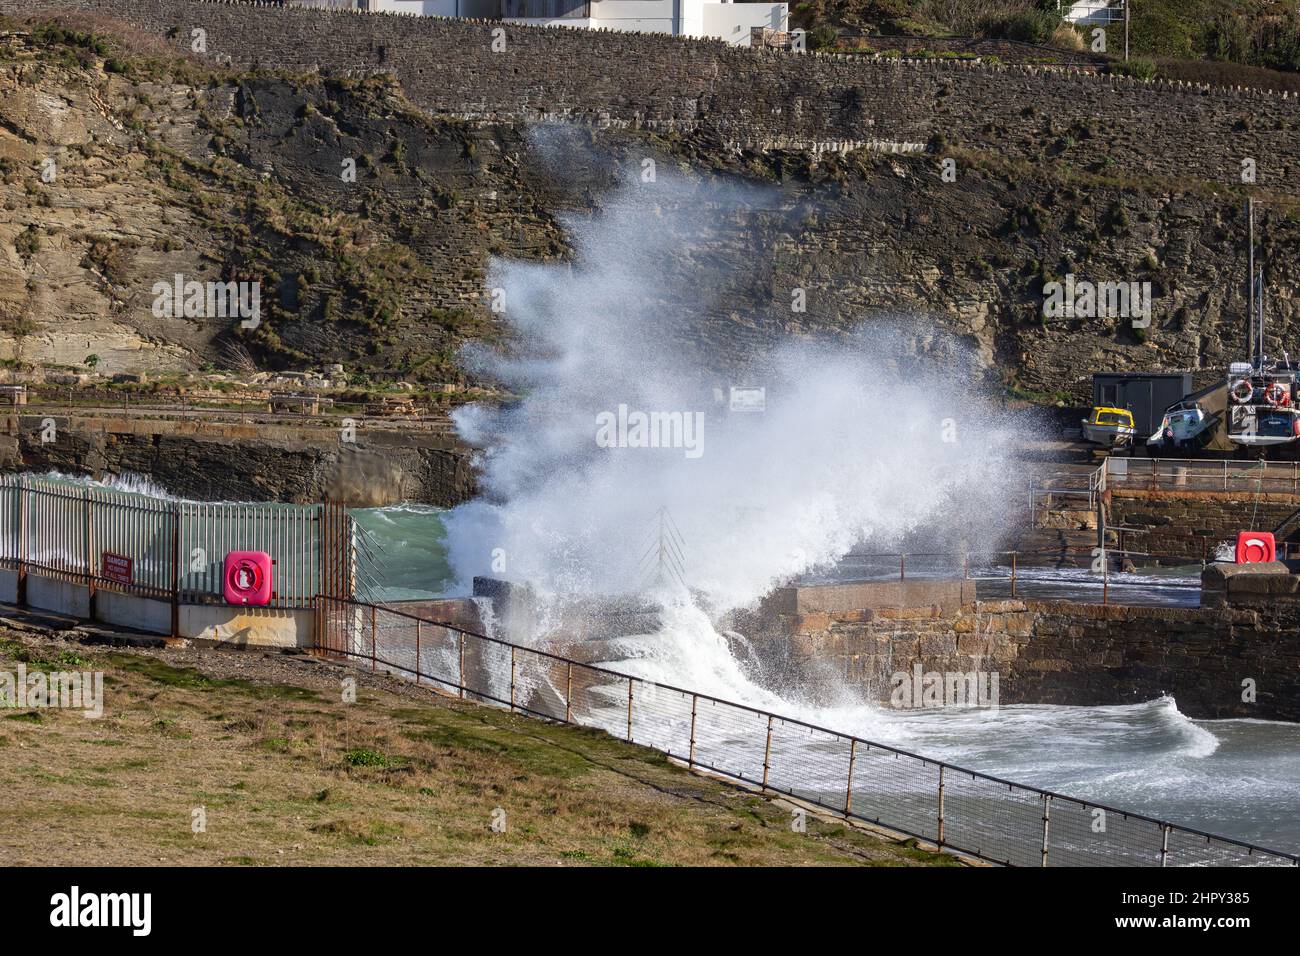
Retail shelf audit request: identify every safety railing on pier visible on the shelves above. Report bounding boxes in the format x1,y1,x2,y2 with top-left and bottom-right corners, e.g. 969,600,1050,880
1027,463,1105,519
0,474,353,612
1104,457,1300,495
313,596,1298,867
828,547,1205,607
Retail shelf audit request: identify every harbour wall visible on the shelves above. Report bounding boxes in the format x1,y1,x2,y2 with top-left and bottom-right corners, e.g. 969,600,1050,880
5,0,1300,193
742,582,1300,721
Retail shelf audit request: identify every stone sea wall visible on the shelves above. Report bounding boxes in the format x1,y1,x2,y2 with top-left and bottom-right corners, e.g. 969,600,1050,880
746,586,1300,721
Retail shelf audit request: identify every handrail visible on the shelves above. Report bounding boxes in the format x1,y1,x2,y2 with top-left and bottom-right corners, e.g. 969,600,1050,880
315,595,1300,866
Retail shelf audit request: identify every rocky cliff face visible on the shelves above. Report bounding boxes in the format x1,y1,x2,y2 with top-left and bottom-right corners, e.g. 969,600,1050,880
0,413,475,505
2,12,1297,404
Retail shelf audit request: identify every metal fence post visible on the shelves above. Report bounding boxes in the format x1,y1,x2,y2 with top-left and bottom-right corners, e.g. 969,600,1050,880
688,693,697,767
1041,794,1052,867
458,631,466,699
170,502,181,638
415,620,421,685
1011,552,1018,598
83,487,95,621
1160,824,1170,867
937,765,946,846
370,605,376,672
626,678,634,741
509,646,516,712
762,715,773,791
565,661,573,722
843,739,856,816
16,475,27,607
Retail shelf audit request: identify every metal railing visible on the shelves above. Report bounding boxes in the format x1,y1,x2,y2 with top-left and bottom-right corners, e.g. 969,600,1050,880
13,389,458,432
1027,463,1106,517
828,547,1204,607
1103,457,1300,495
0,475,354,613
313,596,1298,867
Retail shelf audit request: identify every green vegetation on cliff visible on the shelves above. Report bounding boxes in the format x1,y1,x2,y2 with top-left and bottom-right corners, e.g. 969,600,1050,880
795,0,1300,74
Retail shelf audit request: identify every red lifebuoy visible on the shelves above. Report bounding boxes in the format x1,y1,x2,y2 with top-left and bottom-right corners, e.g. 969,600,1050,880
227,559,263,595
223,551,273,606
1266,383,1292,407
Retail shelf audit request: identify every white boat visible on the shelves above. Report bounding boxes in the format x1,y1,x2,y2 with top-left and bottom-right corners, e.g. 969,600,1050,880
1147,401,1215,452
1225,200,1300,451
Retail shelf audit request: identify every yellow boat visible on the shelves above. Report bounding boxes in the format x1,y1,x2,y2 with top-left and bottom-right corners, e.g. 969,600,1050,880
1081,406,1136,447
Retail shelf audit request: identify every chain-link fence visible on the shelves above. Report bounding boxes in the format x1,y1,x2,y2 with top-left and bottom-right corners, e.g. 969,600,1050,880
314,596,1298,867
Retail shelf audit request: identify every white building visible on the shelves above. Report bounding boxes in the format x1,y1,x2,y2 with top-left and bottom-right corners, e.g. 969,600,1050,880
367,0,788,47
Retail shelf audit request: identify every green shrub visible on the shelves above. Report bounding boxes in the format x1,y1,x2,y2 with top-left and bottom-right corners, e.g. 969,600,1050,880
809,24,839,50
979,7,1062,46
1113,56,1158,80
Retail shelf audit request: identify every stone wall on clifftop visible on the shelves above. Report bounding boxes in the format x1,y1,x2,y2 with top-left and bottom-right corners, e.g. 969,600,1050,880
7,0,1298,194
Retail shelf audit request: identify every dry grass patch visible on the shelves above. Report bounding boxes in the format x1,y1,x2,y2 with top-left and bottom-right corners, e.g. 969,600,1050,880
0,628,957,867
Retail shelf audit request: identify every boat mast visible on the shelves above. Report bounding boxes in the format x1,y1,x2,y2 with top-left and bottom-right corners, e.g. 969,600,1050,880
1248,197,1256,365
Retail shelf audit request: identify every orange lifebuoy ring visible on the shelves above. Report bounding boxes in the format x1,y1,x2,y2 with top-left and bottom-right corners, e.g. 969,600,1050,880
1266,383,1292,407
1230,379,1254,404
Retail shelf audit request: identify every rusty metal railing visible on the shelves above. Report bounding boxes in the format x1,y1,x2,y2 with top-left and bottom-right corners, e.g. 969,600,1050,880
0,474,354,616
313,595,1299,868
1104,456,1300,495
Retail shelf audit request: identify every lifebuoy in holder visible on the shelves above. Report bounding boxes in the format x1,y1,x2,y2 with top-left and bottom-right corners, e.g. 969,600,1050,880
223,551,273,606
1236,531,1276,564
1266,383,1292,407
1230,379,1254,404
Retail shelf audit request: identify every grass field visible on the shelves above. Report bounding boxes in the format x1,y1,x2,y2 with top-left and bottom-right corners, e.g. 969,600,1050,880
0,626,957,867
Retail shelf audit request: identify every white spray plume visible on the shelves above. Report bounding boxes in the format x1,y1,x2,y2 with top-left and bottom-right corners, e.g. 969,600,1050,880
445,159,1035,616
